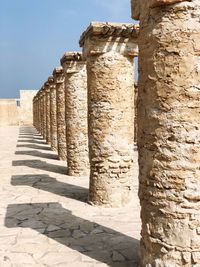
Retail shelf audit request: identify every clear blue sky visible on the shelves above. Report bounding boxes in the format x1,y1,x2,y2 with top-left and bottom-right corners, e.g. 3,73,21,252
0,0,136,98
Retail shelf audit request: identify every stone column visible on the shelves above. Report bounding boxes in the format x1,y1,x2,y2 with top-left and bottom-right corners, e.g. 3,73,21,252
41,87,47,140
80,22,139,207
132,1,200,266
61,52,89,176
49,76,57,151
45,79,51,145
33,96,35,127
35,95,39,132
38,89,44,137
53,67,67,160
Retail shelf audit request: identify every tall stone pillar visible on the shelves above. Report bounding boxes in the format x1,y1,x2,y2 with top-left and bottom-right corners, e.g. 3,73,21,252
39,89,44,137
132,1,200,266
80,22,139,207
41,87,47,140
53,67,67,161
35,95,39,132
49,76,57,151
33,96,35,127
61,52,89,176
45,79,51,145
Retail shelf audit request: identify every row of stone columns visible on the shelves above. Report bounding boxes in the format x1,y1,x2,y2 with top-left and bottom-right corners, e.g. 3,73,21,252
33,22,139,208
33,3,200,264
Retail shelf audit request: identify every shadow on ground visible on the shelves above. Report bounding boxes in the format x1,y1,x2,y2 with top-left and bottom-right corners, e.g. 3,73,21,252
17,139,47,145
12,159,67,174
15,150,58,160
16,144,52,151
11,174,88,202
5,203,139,267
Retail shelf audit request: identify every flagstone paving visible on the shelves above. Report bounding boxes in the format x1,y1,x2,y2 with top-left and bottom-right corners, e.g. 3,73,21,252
0,126,140,267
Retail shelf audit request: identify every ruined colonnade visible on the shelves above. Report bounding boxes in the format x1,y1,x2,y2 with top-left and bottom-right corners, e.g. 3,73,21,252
33,0,200,265
33,22,139,208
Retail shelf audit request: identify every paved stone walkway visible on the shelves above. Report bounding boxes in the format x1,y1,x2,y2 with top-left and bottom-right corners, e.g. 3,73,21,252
0,126,141,267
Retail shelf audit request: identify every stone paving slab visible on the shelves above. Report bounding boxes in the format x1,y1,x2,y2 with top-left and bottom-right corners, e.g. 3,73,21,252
0,126,141,267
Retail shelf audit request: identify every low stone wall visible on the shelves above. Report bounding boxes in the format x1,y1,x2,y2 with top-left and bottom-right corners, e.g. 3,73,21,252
0,99,20,126
20,90,38,125
0,90,37,126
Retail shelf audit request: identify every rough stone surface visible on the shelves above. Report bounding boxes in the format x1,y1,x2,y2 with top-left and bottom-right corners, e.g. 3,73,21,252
131,0,187,19
0,99,20,126
0,125,140,267
45,80,51,145
41,88,47,140
133,0,200,266
53,67,67,161
38,91,44,138
50,76,58,151
61,52,89,176
33,96,37,130
80,22,139,207
20,90,37,125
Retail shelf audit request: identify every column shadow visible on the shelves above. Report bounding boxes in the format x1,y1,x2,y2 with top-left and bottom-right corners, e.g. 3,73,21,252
12,160,67,174
17,139,47,145
19,126,38,135
11,174,88,202
16,144,52,151
15,150,58,160
18,135,44,141
5,203,139,267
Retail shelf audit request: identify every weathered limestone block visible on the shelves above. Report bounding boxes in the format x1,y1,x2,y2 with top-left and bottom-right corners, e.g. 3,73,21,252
36,93,40,133
80,22,139,207
53,67,67,161
20,90,37,125
132,0,200,266
33,96,37,130
49,76,57,151
134,83,138,144
38,91,43,135
35,96,39,132
41,87,47,140
131,0,190,19
33,96,36,128
38,89,45,137
45,80,51,145
61,52,89,176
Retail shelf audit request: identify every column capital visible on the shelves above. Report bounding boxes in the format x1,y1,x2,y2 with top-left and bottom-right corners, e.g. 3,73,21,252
79,21,139,58
44,81,50,93
48,76,55,89
131,0,188,20
60,52,86,73
52,67,64,84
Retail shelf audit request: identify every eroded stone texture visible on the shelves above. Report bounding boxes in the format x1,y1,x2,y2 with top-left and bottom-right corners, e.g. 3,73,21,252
38,91,43,135
42,87,47,140
38,90,44,137
33,95,39,131
49,76,58,151
61,52,89,176
131,0,187,19
45,80,51,145
80,22,139,207
132,0,200,266
33,96,36,129
53,67,67,161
